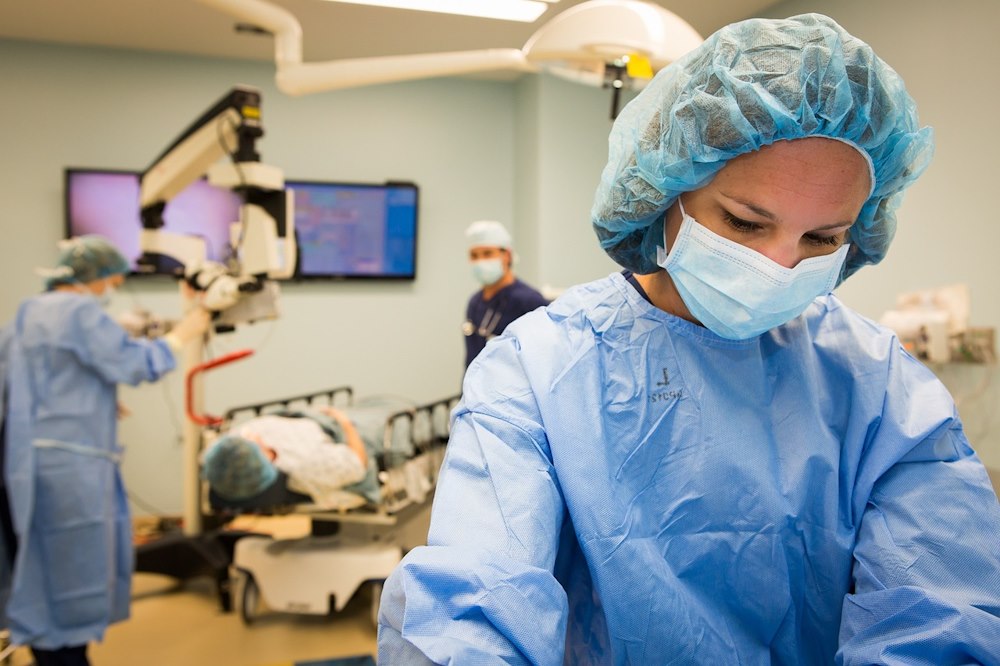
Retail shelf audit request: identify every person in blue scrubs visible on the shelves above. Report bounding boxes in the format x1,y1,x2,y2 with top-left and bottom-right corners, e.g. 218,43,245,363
463,220,549,369
0,236,211,666
379,14,1000,665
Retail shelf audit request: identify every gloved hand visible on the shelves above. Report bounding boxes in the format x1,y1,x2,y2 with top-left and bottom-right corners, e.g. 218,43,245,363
163,307,212,351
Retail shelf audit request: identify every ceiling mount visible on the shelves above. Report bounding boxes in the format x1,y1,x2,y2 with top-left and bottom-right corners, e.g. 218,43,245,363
199,0,703,112
234,22,272,36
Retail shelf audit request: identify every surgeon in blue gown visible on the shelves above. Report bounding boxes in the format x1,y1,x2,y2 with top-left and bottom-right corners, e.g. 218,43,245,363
378,14,1000,665
0,236,211,666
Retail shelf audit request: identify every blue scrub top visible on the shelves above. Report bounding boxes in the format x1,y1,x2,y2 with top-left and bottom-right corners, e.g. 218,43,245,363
380,272,1000,665
464,279,548,369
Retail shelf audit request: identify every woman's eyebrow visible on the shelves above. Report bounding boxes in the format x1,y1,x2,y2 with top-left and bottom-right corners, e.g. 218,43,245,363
719,192,776,220
811,220,856,231
719,192,855,229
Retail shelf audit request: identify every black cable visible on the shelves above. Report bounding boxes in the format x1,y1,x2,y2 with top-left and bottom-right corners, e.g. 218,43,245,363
215,115,250,269
126,489,169,516
160,373,184,443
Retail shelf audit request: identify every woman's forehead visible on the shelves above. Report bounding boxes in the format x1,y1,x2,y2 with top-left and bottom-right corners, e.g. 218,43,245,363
711,138,872,210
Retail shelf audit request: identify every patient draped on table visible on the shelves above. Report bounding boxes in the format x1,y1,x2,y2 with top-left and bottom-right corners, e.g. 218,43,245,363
201,397,417,508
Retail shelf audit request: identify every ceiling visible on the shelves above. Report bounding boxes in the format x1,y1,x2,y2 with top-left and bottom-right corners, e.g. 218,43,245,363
0,0,782,72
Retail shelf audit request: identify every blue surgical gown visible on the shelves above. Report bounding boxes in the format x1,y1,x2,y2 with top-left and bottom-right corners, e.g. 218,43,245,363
378,272,1000,665
0,292,176,649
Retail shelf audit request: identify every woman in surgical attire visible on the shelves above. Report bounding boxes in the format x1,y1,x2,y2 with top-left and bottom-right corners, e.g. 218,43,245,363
378,14,1000,665
0,236,211,666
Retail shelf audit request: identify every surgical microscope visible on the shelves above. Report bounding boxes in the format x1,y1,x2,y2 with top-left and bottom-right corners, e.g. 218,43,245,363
132,85,297,611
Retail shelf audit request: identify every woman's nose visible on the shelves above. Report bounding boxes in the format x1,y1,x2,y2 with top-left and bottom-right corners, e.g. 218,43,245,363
755,239,801,270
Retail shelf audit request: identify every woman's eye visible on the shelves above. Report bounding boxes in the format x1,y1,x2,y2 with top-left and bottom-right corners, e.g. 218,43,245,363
804,233,843,247
722,212,761,233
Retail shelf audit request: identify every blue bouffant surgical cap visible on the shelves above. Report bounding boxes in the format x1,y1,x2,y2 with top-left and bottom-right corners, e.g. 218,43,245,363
41,235,131,291
202,435,279,500
591,13,934,281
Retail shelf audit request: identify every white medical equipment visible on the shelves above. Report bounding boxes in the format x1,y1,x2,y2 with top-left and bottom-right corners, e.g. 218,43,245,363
234,530,401,627
197,0,704,118
139,84,300,531
205,387,458,626
880,284,995,364
132,89,299,610
138,85,296,328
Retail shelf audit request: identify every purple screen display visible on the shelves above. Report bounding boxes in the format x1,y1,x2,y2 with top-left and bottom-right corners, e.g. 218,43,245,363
65,170,242,272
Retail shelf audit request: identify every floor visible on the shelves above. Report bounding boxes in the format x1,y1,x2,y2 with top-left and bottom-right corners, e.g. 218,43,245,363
7,515,381,666
8,574,378,666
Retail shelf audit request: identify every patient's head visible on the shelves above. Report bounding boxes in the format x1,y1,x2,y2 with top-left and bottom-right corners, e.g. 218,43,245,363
202,434,280,500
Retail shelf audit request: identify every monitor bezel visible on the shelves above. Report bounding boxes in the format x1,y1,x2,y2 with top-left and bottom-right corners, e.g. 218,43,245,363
285,178,420,282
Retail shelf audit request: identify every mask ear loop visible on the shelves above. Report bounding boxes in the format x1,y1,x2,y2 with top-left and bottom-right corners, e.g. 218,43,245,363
676,196,689,218
657,197,688,265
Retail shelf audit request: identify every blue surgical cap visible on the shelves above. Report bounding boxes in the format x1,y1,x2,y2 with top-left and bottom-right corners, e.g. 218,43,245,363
42,235,131,290
591,13,934,281
201,435,279,500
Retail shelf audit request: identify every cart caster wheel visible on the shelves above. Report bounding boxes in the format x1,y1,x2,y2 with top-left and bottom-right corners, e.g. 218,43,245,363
239,571,262,626
370,580,384,629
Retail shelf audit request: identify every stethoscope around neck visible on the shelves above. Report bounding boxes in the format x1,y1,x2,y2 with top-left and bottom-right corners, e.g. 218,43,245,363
462,306,503,339
463,289,509,339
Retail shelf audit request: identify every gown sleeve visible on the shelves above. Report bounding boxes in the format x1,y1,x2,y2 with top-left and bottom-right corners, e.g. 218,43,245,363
378,335,570,665
837,347,1000,664
62,297,176,385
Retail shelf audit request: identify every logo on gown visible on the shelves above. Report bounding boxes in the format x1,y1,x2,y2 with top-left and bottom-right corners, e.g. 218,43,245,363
650,367,682,403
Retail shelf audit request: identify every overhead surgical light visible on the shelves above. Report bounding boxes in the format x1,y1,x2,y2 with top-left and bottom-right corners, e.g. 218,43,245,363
521,0,701,116
199,0,703,116
522,1,697,85
319,0,555,23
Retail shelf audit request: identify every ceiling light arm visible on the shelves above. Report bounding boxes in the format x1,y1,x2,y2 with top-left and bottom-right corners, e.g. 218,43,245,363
199,0,534,95
277,49,535,95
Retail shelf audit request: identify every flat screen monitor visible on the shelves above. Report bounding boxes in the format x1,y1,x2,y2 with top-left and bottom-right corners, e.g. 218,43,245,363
65,169,419,280
288,180,418,280
64,168,242,275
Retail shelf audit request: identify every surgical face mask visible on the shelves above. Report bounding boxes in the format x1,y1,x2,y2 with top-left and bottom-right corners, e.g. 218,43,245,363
472,258,504,286
96,285,116,307
656,199,849,340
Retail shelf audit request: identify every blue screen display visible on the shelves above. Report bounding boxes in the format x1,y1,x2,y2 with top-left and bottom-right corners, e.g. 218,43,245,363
288,180,418,279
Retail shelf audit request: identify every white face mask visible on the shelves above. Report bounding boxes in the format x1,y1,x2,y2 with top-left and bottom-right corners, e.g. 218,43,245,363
97,284,116,307
472,258,505,286
656,199,849,340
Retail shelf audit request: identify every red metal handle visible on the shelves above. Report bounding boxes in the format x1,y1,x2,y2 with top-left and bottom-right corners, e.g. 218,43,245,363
185,349,255,426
